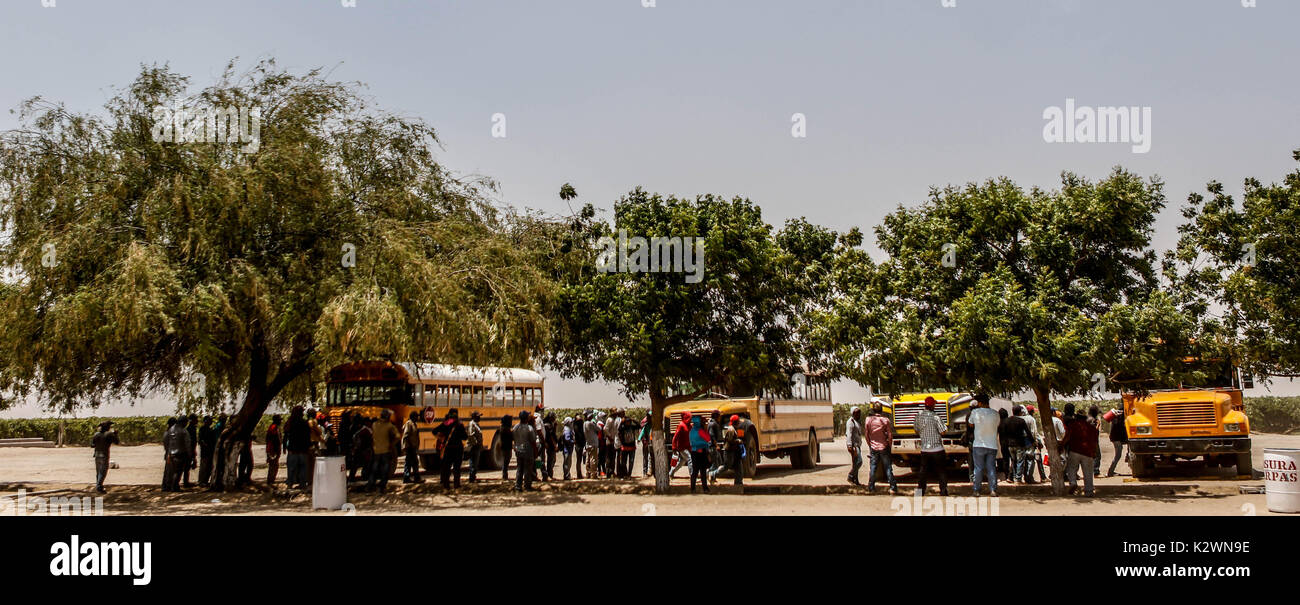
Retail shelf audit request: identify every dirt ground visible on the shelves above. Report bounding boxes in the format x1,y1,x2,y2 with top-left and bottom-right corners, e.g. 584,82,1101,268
3,433,1297,516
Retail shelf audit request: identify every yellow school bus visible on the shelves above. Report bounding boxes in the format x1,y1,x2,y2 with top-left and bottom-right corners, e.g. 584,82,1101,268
662,373,835,478
324,361,545,472
1121,359,1253,478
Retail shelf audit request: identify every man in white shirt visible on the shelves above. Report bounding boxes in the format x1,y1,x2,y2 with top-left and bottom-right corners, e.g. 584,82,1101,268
967,394,1001,497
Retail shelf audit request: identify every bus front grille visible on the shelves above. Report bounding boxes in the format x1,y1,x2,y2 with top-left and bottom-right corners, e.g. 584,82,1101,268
891,404,948,429
1155,401,1217,427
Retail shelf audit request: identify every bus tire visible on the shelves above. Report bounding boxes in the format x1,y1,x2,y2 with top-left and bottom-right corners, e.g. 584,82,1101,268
796,429,818,469
488,433,505,471
1130,454,1152,478
1235,452,1253,476
420,454,439,474
788,445,806,468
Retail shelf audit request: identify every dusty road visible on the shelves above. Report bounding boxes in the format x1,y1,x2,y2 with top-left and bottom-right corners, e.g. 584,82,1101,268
3,433,1297,516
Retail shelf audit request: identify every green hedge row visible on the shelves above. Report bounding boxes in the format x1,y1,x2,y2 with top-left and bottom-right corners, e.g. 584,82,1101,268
0,415,274,446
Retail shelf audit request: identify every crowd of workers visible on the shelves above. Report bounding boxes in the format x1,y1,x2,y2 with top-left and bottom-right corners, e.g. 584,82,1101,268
84,396,1126,497
843,395,1124,498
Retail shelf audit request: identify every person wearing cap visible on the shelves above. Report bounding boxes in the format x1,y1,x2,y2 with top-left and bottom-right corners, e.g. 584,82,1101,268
670,411,693,479
184,414,199,488
573,412,586,479
512,410,538,491
1107,407,1128,477
560,416,576,480
91,420,120,493
499,414,515,482
1001,406,1034,484
638,416,653,478
402,410,423,484
435,408,468,488
915,396,949,496
845,406,866,486
968,393,1000,497
864,402,897,494
722,414,745,486
284,405,312,488
582,411,600,478
1024,404,1046,482
265,414,283,485
542,411,559,481
367,408,401,493
197,415,216,487
162,417,191,492
466,411,484,483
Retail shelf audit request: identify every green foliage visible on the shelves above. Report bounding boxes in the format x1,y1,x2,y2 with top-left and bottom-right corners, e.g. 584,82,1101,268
547,188,844,410
1166,149,1300,379
814,169,1193,399
0,61,571,432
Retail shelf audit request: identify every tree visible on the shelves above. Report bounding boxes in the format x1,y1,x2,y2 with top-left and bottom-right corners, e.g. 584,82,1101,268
546,188,841,492
815,169,1181,494
1167,149,1300,381
0,60,565,489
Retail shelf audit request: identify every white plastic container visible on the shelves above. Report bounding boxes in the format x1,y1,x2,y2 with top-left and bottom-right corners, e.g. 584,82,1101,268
312,455,348,510
1262,448,1300,514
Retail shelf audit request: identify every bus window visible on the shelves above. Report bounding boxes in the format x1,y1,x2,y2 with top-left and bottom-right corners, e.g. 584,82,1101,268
472,386,484,406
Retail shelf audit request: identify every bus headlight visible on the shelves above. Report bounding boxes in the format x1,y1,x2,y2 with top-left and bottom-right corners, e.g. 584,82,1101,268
1135,425,1152,435
1224,423,1241,432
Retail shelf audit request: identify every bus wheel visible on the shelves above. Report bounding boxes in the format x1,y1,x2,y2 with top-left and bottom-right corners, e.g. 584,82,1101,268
798,429,818,469
420,454,439,474
1235,452,1253,476
744,433,760,478
488,433,505,471
1130,454,1152,478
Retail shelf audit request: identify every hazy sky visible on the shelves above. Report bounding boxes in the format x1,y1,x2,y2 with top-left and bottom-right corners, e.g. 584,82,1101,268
3,0,1298,416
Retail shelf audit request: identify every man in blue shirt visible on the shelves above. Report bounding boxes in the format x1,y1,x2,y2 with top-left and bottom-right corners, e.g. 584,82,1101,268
968,394,1001,497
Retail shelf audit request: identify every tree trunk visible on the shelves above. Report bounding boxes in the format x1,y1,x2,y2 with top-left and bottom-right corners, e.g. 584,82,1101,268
649,390,671,494
1035,386,1065,495
211,345,310,491
212,373,271,491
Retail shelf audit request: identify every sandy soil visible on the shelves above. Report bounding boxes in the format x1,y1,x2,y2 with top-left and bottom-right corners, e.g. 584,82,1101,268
3,433,1296,516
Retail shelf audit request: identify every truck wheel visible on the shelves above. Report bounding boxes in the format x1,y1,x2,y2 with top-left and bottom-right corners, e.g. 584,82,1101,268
1235,452,1253,476
1130,454,1151,478
744,433,759,478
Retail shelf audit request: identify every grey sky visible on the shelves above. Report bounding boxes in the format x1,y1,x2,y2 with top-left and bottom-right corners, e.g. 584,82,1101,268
3,0,1298,416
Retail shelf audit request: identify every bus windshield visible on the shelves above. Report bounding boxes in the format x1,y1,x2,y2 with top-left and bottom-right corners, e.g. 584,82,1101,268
326,381,414,407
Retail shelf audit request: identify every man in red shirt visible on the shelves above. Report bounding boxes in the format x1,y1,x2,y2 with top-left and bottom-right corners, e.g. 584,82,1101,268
670,411,692,479
1059,413,1099,497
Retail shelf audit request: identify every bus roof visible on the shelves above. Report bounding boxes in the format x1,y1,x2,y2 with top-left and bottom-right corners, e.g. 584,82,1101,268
330,361,544,386
401,363,544,386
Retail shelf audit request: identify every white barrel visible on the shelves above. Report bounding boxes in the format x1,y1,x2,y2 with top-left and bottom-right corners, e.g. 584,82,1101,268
1263,448,1300,514
312,455,348,510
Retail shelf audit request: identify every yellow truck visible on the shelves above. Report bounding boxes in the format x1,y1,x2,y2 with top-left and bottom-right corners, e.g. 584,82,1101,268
1121,361,1253,478
662,375,835,478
